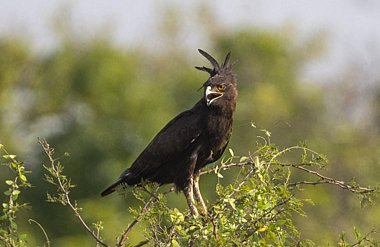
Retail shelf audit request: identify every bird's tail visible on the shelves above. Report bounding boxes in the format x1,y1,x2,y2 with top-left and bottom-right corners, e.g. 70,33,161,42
100,179,124,197
101,171,130,197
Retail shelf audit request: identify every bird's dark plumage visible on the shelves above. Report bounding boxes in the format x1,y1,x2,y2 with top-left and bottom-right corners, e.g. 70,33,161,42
101,49,238,215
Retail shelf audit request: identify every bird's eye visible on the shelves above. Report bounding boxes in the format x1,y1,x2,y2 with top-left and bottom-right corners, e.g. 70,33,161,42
217,85,226,91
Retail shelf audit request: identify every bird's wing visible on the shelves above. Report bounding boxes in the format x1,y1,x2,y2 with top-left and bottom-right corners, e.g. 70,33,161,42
127,107,203,176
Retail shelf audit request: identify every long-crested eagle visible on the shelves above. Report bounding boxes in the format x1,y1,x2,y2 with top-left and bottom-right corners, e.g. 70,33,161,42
101,49,238,216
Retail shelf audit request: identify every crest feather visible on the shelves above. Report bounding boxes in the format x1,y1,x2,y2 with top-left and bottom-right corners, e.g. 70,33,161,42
195,49,232,77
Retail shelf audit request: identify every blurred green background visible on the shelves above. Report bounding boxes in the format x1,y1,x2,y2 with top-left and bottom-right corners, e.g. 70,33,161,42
1,1,379,246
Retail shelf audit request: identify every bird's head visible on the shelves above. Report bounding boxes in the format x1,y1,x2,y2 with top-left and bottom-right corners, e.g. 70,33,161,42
196,49,237,109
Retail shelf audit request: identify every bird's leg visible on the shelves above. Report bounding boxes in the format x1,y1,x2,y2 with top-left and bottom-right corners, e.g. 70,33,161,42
193,171,207,216
184,177,198,216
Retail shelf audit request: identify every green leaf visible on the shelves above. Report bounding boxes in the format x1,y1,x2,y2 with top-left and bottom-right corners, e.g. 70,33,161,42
171,239,180,247
229,199,236,210
255,156,261,168
10,219,18,230
5,180,14,185
20,174,27,182
12,190,20,196
229,148,234,157
260,129,271,137
257,226,267,232
276,219,287,226
239,156,248,162
3,154,16,159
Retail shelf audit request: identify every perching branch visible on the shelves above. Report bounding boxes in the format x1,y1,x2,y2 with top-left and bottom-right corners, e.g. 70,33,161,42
39,139,108,247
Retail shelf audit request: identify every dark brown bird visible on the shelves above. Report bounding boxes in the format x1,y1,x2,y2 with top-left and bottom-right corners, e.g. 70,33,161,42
101,49,237,216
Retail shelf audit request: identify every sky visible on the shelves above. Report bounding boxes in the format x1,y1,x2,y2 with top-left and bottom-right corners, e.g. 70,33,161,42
1,0,380,82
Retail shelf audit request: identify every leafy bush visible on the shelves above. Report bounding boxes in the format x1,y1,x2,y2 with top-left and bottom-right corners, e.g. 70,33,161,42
1,134,379,246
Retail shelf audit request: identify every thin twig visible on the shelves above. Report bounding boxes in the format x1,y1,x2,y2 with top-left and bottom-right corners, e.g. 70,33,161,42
95,224,101,247
349,229,377,247
240,198,291,243
210,215,218,240
289,180,330,187
28,219,51,247
132,240,149,247
117,195,155,247
39,139,108,247
201,158,374,199
167,223,177,245
252,198,290,228
200,160,254,175
0,235,8,243
288,164,374,194
229,166,256,198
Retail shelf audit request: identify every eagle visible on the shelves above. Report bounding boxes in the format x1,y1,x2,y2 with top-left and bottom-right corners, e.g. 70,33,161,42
101,49,238,216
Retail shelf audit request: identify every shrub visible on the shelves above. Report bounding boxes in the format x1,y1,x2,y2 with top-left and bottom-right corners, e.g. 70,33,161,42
0,135,378,246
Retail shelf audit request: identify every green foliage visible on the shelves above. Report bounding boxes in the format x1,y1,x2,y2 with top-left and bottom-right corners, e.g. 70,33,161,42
129,135,378,246
0,144,31,247
1,135,380,247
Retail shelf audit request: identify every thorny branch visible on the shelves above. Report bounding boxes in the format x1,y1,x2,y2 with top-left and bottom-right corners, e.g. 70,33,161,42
201,159,374,194
285,164,375,194
239,198,292,243
40,140,174,247
39,139,108,247
0,235,8,244
349,229,377,247
116,195,155,247
252,198,291,229
117,186,174,247
229,166,256,198
200,160,254,176
132,240,150,247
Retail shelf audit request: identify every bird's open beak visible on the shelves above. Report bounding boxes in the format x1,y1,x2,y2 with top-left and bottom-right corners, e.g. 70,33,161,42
206,86,224,106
